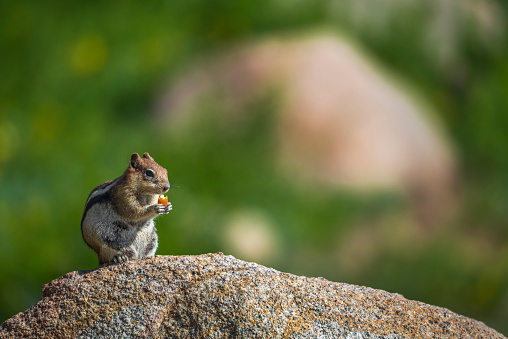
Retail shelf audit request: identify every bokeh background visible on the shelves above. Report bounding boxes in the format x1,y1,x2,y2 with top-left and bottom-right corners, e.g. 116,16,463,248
1,0,508,334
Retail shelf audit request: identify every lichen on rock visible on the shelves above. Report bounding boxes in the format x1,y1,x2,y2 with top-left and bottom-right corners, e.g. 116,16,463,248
0,253,505,338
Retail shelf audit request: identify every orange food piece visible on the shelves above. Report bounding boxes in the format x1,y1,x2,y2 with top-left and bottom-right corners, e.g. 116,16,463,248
158,195,168,206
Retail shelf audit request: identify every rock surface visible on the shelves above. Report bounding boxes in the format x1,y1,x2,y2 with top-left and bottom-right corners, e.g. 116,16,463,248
0,253,504,338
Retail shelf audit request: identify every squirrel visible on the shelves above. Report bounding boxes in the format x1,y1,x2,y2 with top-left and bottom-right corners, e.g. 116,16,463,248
81,152,172,266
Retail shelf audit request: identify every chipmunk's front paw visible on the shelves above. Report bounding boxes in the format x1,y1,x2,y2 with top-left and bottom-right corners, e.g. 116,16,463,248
154,204,166,215
163,202,172,214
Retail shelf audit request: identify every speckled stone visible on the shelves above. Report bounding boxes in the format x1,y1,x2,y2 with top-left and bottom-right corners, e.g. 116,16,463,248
0,253,505,338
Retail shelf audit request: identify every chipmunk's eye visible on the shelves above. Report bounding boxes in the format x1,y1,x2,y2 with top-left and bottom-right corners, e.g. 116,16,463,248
145,169,155,177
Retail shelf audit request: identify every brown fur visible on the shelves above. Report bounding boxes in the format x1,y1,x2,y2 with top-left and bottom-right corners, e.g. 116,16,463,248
81,152,171,266
110,153,169,221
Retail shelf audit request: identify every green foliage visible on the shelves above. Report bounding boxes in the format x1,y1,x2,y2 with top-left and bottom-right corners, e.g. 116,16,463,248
0,0,507,335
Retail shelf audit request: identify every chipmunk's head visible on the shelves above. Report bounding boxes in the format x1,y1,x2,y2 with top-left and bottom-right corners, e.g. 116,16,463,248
128,152,170,194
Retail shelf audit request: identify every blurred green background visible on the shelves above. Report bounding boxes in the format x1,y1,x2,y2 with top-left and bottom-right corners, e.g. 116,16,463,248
1,0,508,335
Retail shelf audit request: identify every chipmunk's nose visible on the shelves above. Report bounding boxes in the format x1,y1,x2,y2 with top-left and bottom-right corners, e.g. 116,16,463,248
163,183,170,192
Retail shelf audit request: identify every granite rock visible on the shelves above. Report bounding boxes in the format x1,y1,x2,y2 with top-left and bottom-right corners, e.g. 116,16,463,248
0,253,505,338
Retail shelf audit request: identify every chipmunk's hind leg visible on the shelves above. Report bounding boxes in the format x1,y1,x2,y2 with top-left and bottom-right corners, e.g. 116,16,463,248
112,247,136,263
98,246,137,265
143,231,158,257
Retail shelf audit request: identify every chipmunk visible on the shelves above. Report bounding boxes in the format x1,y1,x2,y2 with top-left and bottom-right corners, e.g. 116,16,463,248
81,152,172,265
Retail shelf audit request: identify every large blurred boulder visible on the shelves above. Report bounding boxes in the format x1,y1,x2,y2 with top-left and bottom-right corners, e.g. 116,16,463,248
0,254,504,338
155,34,457,224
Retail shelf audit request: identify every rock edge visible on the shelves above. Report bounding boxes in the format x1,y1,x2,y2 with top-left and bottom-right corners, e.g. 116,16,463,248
0,253,505,338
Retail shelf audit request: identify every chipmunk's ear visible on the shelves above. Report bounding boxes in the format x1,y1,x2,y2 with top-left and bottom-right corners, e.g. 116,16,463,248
142,152,153,160
130,153,141,169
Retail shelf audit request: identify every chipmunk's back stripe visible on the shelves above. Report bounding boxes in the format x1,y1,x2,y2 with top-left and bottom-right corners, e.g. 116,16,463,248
82,190,111,222
81,177,121,228
85,179,115,203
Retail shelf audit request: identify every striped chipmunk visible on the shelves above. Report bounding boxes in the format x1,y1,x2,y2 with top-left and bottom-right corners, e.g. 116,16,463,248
81,152,172,265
